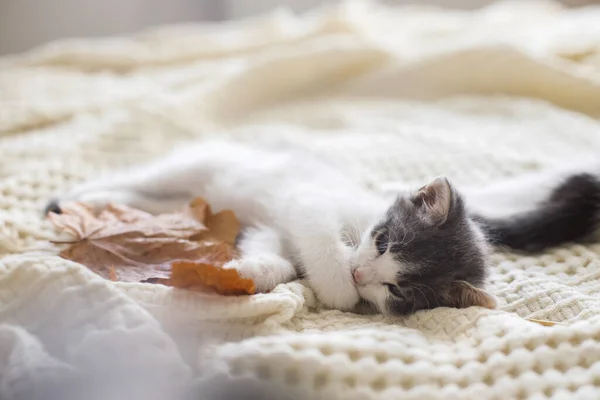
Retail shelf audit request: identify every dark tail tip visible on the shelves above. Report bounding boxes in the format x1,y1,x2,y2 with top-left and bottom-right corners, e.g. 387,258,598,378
44,199,63,216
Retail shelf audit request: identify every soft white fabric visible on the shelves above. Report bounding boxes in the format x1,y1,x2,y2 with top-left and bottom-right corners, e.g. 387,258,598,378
3,0,600,398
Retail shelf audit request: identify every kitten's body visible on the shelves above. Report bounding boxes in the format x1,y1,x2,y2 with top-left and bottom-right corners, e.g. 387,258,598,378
48,141,600,315
61,142,389,310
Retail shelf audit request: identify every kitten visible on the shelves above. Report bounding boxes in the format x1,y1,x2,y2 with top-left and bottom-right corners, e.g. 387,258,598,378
45,141,600,315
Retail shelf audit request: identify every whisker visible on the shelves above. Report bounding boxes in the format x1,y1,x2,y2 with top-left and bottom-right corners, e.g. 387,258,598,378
398,226,409,246
342,230,354,247
413,282,439,307
341,218,362,248
412,285,430,310
404,225,416,246
351,219,364,247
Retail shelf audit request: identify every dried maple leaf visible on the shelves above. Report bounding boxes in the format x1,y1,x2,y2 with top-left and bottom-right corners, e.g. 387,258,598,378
48,199,242,285
168,260,255,295
186,198,240,245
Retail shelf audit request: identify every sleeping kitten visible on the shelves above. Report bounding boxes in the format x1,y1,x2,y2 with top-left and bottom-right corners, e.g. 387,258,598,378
45,141,600,315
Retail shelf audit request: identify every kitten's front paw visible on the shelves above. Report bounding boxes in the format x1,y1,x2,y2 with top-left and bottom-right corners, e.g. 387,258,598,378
314,283,360,312
313,246,360,311
223,255,296,293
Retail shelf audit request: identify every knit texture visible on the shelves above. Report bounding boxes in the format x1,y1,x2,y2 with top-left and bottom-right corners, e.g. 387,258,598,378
3,1,600,398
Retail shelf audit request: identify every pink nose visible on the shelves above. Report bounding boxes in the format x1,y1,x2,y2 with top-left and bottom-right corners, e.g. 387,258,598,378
353,269,362,284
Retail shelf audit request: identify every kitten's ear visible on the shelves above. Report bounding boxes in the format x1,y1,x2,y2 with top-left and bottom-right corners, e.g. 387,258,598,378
443,281,497,310
413,176,455,225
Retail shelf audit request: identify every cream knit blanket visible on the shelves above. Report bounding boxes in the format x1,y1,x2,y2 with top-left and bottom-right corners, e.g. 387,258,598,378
3,1,600,398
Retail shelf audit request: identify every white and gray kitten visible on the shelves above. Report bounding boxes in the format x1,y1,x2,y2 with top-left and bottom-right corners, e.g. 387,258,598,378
46,141,600,316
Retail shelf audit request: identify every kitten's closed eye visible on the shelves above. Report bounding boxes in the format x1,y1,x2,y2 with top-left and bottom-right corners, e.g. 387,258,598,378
375,231,388,256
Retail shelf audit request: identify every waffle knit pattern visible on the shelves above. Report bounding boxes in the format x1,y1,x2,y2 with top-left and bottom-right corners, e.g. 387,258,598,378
3,1,600,399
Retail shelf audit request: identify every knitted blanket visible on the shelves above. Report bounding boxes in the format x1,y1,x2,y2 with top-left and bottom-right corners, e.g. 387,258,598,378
3,1,600,398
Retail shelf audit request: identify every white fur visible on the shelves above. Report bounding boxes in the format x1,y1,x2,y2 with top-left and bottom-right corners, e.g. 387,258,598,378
60,141,398,312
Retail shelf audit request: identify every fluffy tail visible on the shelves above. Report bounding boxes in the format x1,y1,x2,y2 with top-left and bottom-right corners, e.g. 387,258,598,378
474,173,600,252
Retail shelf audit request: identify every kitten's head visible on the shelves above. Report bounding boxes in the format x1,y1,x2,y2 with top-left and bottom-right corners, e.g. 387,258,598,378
353,177,496,316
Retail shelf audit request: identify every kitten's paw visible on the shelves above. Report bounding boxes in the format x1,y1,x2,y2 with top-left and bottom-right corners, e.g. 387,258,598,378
314,284,360,312
307,244,361,311
223,255,296,293
312,251,360,311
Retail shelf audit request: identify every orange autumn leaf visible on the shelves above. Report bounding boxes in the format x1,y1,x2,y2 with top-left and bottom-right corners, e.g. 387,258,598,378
48,197,252,296
48,202,212,282
168,260,255,295
186,197,240,245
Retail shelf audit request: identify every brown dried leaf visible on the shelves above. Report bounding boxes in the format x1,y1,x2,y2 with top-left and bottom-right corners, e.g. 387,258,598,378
168,260,255,295
48,198,242,285
187,197,210,222
49,203,104,238
186,198,240,245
